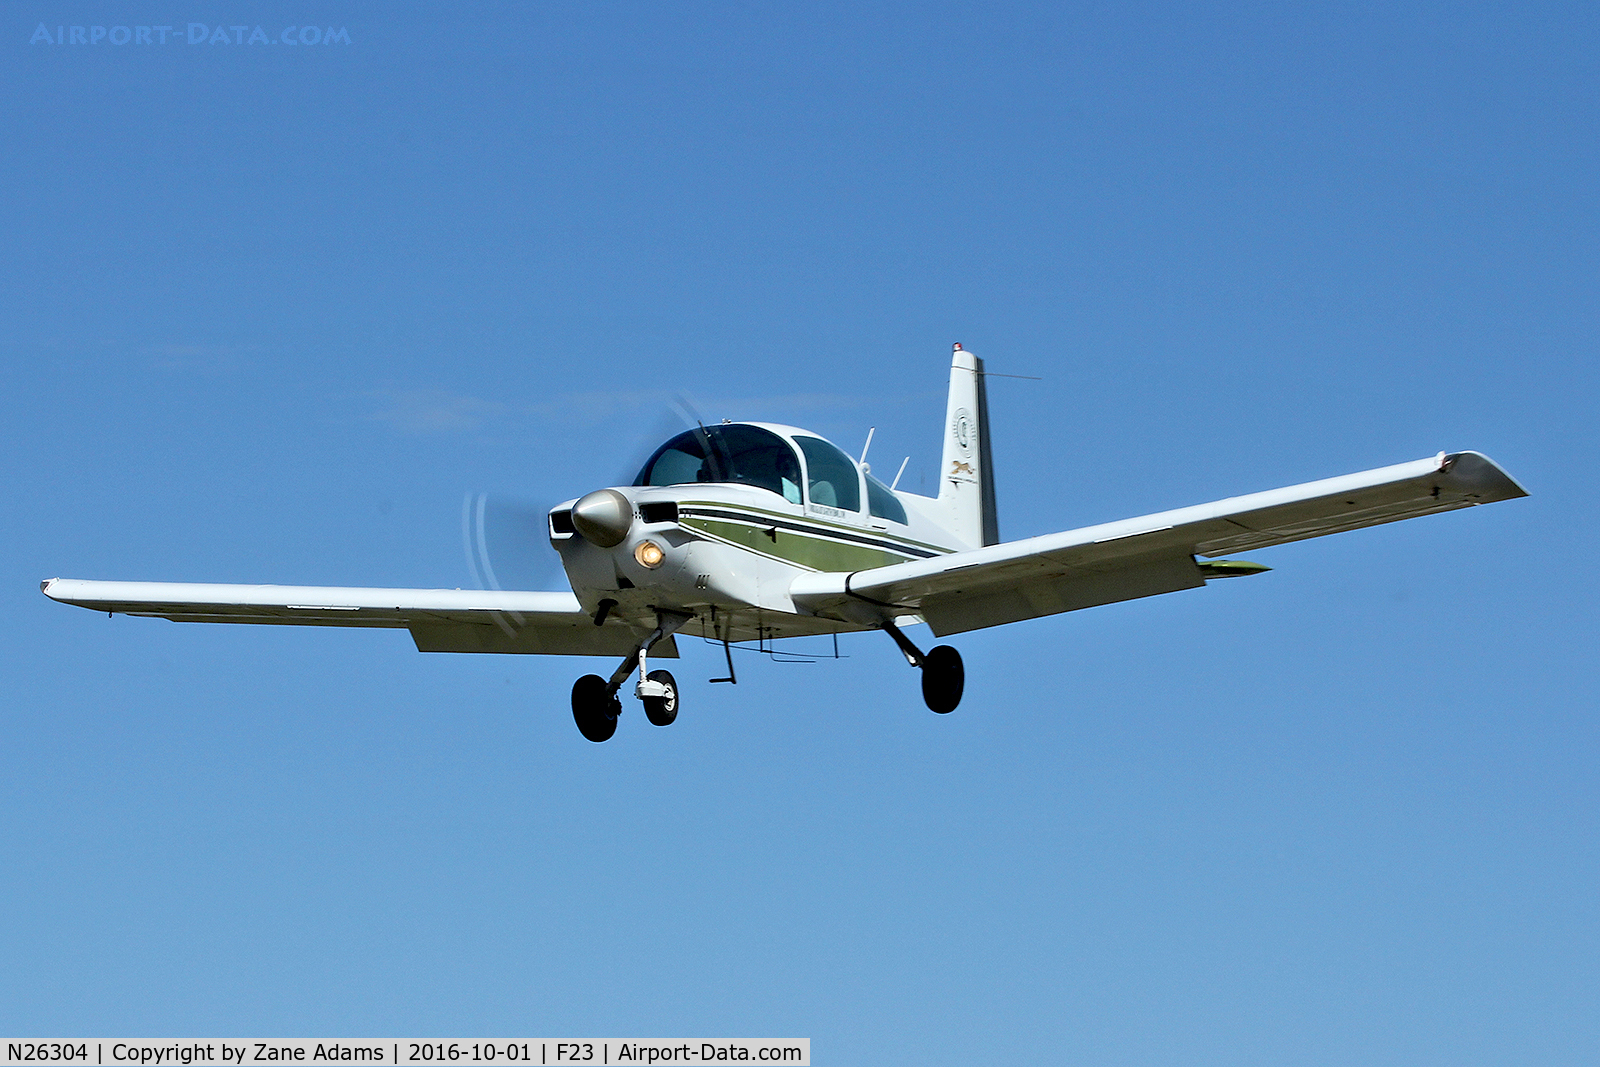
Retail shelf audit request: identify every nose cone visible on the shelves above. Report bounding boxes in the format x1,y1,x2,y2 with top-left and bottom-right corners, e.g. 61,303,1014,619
571,489,634,548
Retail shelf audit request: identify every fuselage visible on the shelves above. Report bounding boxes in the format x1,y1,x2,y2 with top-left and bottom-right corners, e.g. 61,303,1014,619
549,422,963,643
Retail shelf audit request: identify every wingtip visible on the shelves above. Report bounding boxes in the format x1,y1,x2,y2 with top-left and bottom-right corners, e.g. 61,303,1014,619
1441,451,1530,500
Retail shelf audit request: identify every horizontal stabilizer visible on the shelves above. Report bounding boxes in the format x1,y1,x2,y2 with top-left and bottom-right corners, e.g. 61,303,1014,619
1196,559,1271,579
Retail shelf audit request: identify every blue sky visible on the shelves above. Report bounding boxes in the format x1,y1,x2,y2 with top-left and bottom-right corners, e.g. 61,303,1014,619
2,1,1595,1062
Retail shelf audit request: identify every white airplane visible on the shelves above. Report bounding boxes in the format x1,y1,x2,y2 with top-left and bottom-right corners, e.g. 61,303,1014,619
43,345,1527,741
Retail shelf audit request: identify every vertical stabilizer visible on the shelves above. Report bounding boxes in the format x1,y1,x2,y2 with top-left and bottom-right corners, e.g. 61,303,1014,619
938,344,1000,548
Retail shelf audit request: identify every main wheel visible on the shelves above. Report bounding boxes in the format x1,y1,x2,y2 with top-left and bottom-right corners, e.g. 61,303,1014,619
571,673,620,742
920,645,964,714
642,669,679,726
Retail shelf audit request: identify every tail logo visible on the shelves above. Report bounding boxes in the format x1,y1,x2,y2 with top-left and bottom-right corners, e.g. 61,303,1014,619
950,459,975,476
951,408,973,455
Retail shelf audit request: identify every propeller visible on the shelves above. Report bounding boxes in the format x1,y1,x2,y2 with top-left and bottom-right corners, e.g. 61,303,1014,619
462,492,559,593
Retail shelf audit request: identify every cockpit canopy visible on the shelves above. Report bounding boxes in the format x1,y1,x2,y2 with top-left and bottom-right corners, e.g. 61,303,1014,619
635,424,805,503
633,423,905,523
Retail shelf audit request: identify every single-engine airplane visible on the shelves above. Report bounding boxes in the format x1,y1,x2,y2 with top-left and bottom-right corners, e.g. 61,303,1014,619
43,345,1527,741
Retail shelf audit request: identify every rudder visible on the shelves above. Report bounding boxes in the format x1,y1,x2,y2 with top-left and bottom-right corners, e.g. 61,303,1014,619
937,344,1000,548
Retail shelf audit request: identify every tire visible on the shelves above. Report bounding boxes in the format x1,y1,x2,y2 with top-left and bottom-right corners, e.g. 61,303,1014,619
571,674,619,742
642,669,679,726
920,645,964,714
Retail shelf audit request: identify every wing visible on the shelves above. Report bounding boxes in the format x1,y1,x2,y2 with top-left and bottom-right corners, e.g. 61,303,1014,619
790,450,1527,637
39,579,674,658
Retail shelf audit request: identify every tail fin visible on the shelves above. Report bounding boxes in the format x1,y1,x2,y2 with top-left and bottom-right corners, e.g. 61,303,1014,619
937,344,1000,547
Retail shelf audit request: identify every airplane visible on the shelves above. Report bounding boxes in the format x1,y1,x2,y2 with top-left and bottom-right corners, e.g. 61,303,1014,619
42,344,1528,741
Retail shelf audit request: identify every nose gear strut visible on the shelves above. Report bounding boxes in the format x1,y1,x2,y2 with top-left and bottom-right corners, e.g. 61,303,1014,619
570,610,693,741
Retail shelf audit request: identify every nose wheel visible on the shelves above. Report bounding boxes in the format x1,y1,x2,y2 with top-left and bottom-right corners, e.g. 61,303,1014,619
571,674,621,742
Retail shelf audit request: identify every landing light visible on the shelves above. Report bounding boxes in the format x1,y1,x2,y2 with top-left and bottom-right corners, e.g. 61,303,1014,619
634,540,665,569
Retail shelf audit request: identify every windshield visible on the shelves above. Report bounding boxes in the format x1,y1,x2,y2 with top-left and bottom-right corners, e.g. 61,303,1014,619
634,424,803,503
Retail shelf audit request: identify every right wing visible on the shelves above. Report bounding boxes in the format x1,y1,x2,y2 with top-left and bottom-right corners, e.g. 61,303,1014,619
791,450,1526,636
39,579,673,657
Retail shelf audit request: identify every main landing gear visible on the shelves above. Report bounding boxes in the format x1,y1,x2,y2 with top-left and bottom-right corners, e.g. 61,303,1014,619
571,611,690,742
883,621,964,714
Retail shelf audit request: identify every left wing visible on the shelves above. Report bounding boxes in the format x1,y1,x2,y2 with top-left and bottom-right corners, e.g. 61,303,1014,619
39,579,675,657
790,450,1526,636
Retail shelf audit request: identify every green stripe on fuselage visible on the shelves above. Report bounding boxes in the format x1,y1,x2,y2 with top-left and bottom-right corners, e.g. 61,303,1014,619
682,516,909,572
676,499,952,555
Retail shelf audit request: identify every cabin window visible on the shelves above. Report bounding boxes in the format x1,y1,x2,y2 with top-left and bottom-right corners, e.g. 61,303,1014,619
634,425,802,503
865,472,908,525
795,437,861,512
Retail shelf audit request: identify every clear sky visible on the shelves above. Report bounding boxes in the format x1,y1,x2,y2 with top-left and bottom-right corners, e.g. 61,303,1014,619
2,2,1595,1062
